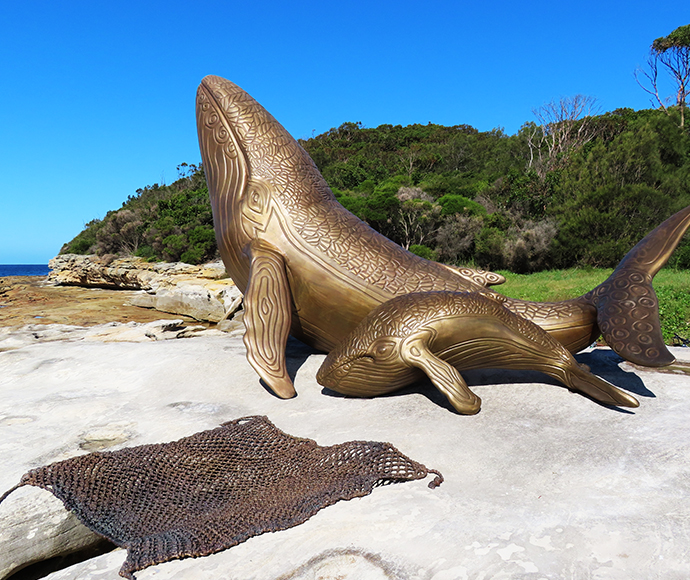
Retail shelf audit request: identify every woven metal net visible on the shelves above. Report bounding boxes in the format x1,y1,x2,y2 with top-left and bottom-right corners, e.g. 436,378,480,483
1,415,442,579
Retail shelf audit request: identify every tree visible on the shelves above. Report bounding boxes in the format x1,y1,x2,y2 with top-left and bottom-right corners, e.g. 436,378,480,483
636,24,690,128
386,187,447,249
527,95,600,178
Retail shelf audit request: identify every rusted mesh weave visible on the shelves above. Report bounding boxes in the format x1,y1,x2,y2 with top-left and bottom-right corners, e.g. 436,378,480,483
2,415,442,579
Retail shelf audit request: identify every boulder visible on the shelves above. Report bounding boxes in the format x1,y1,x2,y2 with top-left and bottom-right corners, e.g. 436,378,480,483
0,487,105,579
128,280,242,323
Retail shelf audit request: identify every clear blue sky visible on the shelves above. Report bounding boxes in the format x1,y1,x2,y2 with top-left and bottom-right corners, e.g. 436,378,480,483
0,0,686,263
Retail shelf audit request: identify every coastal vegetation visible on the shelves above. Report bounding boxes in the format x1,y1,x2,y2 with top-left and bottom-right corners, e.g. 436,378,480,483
62,24,690,272
62,105,690,272
59,109,690,343
62,163,216,265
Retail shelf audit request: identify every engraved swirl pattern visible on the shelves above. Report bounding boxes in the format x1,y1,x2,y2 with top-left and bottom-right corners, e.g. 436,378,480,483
583,204,690,365
585,269,667,364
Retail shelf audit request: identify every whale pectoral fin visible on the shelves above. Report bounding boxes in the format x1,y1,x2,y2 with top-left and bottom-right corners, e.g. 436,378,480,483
242,240,296,399
400,330,481,414
593,274,674,367
565,364,640,409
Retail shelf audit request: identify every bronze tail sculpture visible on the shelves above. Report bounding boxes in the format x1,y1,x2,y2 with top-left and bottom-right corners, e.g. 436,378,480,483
196,74,689,413
582,205,690,367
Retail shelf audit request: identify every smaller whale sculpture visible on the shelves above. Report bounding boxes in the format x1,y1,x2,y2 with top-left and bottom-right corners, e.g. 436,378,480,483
317,291,640,414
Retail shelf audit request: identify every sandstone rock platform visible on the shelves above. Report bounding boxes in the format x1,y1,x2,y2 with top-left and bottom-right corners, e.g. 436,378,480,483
1,323,689,579
47,255,243,324
0,277,204,328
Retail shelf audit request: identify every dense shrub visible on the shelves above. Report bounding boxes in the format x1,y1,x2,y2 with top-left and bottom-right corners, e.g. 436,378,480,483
409,244,438,261
435,215,483,264
437,195,487,216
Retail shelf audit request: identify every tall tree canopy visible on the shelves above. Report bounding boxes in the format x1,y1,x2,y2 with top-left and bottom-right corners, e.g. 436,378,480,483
637,24,690,128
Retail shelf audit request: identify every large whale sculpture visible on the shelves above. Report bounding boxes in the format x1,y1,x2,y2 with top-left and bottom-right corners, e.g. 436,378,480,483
196,75,690,412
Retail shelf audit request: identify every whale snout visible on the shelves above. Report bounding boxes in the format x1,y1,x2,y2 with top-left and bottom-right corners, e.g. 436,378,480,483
199,74,243,98
316,356,355,389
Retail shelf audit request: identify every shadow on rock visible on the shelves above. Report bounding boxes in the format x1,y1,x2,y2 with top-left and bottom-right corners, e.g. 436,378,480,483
575,349,654,398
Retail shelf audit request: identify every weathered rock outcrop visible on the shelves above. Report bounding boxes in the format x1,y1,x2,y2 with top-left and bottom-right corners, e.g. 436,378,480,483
0,487,106,580
48,255,243,323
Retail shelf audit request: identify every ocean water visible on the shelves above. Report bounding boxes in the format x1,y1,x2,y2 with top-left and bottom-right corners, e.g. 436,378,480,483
0,264,51,277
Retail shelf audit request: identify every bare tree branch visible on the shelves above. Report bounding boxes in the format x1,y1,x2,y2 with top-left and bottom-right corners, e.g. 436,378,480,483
528,95,600,178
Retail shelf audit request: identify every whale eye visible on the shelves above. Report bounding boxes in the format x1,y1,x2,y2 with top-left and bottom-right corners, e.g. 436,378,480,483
370,338,398,361
248,189,263,213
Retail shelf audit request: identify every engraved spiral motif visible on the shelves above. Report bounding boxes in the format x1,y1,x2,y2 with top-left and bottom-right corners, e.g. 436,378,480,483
444,267,506,287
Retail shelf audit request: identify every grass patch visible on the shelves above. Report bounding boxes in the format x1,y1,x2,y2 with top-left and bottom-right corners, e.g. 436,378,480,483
492,268,690,346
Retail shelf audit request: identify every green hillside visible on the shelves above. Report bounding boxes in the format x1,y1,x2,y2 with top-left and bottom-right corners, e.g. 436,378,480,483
62,106,690,271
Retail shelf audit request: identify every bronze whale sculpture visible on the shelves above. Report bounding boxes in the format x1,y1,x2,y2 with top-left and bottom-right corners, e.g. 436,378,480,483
196,74,690,411
317,291,639,414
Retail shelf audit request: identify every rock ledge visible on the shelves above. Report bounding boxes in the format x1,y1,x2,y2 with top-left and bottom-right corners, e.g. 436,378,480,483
48,255,243,323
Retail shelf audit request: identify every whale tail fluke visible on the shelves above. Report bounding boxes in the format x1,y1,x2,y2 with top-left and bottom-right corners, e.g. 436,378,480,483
590,271,674,367
584,205,690,367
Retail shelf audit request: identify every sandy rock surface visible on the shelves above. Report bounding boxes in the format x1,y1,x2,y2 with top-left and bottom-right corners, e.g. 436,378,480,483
0,319,224,352
1,323,689,580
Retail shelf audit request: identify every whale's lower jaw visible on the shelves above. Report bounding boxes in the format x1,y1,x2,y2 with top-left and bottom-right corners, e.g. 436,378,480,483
317,355,422,396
